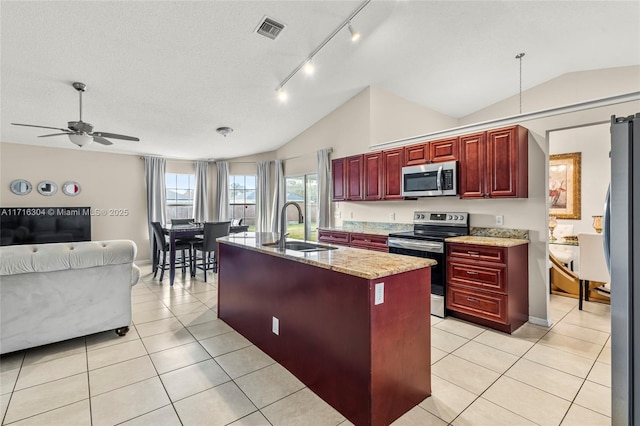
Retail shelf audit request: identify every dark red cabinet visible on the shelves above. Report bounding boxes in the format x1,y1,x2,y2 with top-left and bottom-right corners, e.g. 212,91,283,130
332,158,346,201
346,155,364,201
364,152,383,200
382,148,404,200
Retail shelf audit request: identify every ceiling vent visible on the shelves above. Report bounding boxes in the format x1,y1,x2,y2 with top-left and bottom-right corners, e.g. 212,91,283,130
256,17,285,40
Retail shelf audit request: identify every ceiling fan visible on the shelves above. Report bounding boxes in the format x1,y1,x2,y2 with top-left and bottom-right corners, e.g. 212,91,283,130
12,82,140,147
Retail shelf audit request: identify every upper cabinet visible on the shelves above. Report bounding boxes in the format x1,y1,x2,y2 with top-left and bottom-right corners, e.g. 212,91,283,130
404,138,459,166
332,158,346,201
363,152,383,201
459,125,528,199
346,154,364,201
382,148,404,200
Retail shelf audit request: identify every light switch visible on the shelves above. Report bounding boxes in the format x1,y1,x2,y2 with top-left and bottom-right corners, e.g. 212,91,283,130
375,282,384,305
272,316,279,335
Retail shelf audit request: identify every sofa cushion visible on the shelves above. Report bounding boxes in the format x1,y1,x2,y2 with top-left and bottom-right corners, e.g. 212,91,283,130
0,240,137,276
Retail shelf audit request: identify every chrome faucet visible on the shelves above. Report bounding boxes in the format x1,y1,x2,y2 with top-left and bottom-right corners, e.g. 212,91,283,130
279,201,304,250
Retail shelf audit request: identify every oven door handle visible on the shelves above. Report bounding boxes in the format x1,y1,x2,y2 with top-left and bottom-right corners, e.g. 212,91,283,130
388,238,444,253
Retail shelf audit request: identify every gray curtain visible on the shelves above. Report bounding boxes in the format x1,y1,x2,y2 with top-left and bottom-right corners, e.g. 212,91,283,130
193,160,209,223
216,161,229,221
317,148,332,228
256,160,271,232
271,160,285,233
144,156,167,257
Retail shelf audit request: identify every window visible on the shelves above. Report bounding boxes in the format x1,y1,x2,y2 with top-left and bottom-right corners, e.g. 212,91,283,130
165,173,195,221
286,174,317,241
229,175,256,230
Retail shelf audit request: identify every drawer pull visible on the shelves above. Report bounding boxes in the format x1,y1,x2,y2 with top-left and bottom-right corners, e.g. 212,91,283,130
466,271,478,275
467,251,479,255
466,297,479,303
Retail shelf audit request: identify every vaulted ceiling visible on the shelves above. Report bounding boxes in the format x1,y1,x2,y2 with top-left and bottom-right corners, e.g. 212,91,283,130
1,1,638,159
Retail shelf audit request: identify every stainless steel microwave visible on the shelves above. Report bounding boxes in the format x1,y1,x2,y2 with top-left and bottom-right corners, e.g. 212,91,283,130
401,160,458,197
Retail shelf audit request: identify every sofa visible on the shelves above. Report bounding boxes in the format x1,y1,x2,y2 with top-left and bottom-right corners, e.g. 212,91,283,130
0,240,140,354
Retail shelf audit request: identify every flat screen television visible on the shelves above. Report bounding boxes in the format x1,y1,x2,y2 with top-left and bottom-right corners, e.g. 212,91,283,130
0,207,91,246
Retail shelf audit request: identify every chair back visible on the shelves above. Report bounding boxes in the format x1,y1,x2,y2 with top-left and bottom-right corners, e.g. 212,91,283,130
171,218,193,225
203,221,231,252
578,233,610,283
231,218,242,226
151,222,167,249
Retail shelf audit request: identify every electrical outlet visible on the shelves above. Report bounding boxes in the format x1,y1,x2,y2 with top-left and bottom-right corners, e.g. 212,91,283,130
272,316,279,335
496,215,504,225
374,282,384,305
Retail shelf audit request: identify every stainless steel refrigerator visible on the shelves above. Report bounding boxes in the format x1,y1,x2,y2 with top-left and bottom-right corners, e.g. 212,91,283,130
606,113,640,425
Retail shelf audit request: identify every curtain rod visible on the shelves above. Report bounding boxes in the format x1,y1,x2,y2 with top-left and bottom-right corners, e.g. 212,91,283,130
140,148,333,164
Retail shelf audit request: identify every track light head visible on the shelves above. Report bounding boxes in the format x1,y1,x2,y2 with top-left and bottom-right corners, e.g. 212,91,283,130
303,60,315,75
276,87,288,102
348,23,360,42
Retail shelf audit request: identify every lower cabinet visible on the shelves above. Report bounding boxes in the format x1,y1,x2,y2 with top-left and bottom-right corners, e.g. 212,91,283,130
317,230,350,247
446,242,528,334
318,230,388,252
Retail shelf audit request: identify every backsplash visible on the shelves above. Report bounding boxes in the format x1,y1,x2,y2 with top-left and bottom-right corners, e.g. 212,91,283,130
341,221,413,233
470,227,529,240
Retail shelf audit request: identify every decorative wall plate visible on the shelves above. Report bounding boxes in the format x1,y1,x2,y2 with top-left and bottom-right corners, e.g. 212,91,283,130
10,179,32,195
37,180,57,196
62,181,81,196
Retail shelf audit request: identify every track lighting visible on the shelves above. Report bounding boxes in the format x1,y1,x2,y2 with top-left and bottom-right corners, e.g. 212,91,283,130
303,59,315,76
276,87,288,102
348,23,361,42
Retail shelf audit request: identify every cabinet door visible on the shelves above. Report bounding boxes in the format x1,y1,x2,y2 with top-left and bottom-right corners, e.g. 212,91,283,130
346,155,364,201
382,148,404,200
318,230,350,246
430,138,458,163
404,143,429,166
447,284,509,324
363,152,383,201
350,233,388,252
458,132,486,198
331,158,346,201
486,126,528,198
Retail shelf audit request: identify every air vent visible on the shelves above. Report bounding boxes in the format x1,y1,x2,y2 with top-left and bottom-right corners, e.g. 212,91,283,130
256,17,285,40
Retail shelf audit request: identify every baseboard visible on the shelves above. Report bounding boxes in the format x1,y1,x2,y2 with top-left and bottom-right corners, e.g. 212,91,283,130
529,316,552,327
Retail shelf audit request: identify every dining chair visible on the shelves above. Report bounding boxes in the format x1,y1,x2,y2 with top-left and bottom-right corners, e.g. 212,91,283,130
151,221,193,281
577,233,610,310
549,224,575,270
192,221,231,282
171,218,202,246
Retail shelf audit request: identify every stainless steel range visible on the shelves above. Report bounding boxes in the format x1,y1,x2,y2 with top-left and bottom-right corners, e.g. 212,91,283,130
388,211,469,318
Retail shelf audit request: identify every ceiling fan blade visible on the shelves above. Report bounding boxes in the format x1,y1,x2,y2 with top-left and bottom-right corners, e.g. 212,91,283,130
92,131,139,141
12,123,70,132
38,132,72,138
92,136,114,146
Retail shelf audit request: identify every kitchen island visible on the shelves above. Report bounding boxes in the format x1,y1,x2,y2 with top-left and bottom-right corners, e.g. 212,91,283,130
218,232,435,426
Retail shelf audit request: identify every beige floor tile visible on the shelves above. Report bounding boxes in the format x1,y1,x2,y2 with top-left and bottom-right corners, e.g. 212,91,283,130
539,332,604,359
85,326,141,351
87,339,148,370
173,381,257,426
1,393,10,422
431,355,500,395
228,411,272,425
574,380,611,417
390,405,447,425
168,301,208,316
1,352,25,372
89,355,157,396
431,347,447,365
91,377,171,426
524,343,595,378
135,317,185,338
15,352,87,390
430,328,469,353
160,293,200,306
483,375,571,425
1,367,19,395
562,308,611,334
587,361,611,388
160,359,231,402
131,292,161,304
176,309,219,327
430,316,444,326
132,307,175,325
235,363,305,408
187,319,233,340
433,318,485,339
22,337,86,365
452,341,519,374
510,322,550,342
551,307,572,323
119,404,182,426
551,321,610,345
473,329,534,357
550,294,579,311
597,344,611,365
261,388,344,426
199,331,252,358
150,342,211,374
3,373,88,424
215,345,275,379
561,404,611,425
451,397,537,426
141,327,196,354
9,398,90,426
505,358,584,401
131,299,167,313
419,375,477,423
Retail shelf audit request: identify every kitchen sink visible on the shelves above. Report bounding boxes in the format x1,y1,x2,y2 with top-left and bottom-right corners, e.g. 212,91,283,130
262,241,338,252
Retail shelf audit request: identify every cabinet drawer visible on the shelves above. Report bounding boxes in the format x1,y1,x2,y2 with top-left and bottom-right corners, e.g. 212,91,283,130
446,285,508,324
448,261,507,293
318,231,350,246
447,244,506,264
350,233,388,251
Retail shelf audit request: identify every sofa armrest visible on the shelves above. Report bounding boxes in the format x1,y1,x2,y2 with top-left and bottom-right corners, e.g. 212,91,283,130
131,264,141,286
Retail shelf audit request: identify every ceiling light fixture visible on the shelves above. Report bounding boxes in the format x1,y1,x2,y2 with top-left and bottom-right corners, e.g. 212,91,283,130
68,133,93,147
515,52,525,114
303,59,315,76
216,126,234,137
275,0,370,101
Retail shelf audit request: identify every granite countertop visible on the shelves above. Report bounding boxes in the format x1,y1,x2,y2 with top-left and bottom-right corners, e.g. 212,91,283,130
445,235,529,247
219,232,436,280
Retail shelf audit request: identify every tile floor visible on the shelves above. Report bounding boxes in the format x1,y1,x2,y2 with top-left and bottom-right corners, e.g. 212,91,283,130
1,265,612,425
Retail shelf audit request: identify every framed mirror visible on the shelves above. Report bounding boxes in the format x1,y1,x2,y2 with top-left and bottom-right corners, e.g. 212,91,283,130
10,179,32,195
37,180,58,196
62,181,81,196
